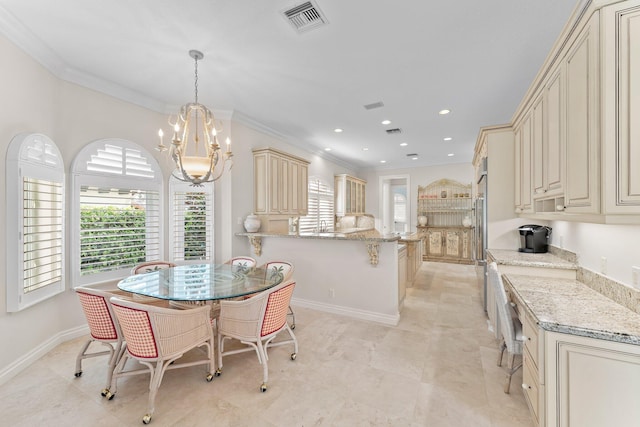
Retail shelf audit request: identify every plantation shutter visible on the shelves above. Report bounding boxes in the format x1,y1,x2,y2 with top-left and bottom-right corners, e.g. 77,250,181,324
79,187,160,275
299,178,334,233
7,133,65,312
22,178,64,293
169,178,214,262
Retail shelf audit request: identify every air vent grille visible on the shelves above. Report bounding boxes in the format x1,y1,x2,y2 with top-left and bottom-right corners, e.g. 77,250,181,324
363,101,384,110
386,128,402,134
407,153,418,157
283,1,328,33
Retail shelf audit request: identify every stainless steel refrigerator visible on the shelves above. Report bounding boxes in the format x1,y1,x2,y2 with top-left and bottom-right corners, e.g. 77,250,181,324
475,157,488,312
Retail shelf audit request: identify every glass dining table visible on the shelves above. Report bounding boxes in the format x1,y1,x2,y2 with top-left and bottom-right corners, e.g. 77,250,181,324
117,263,283,302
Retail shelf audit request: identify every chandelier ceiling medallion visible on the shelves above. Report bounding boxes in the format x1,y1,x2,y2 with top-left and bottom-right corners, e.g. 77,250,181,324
157,49,232,186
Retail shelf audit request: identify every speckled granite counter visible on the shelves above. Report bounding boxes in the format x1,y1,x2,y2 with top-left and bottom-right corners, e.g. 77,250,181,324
503,274,640,346
487,248,577,270
236,229,401,242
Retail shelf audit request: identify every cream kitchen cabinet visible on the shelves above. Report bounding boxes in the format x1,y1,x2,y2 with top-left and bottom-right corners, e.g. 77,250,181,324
514,114,533,214
603,1,640,215
334,174,366,217
545,331,640,427
253,148,309,232
419,227,472,264
522,309,545,427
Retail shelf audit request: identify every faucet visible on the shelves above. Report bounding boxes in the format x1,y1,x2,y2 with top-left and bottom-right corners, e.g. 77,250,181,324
320,220,328,233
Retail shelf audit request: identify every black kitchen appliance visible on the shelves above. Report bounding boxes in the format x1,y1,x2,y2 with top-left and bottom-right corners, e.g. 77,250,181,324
518,225,551,253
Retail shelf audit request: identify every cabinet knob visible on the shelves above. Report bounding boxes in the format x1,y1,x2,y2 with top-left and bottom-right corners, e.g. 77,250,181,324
556,205,565,211
522,335,529,342
522,383,532,390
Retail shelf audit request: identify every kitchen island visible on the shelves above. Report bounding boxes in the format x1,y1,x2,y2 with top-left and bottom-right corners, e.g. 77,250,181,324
236,229,405,325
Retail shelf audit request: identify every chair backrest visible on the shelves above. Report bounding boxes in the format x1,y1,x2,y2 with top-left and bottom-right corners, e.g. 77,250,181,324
488,262,519,352
261,280,296,337
225,256,257,272
75,286,120,342
131,261,176,275
110,296,212,360
261,261,294,282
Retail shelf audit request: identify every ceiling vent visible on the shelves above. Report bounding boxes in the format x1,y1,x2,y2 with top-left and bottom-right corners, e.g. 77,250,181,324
283,1,328,33
363,101,385,110
406,153,418,157
386,128,402,135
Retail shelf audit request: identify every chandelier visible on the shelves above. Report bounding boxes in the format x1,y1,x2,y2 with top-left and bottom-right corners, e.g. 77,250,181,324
156,49,232,186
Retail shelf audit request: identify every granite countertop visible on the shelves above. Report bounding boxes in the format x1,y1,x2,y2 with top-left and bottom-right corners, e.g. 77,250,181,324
503,274,640,346
487,248,577,270
397,232,423,242
236,229,401,242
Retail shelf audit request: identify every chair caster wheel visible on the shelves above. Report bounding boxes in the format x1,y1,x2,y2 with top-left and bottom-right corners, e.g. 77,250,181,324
206,373,214,382
105,391,115,400
101,388,108,397
291,324,296,330
260,383,267,392
142,414,152,424
74,371,82,378
290,353,297,360
215,369,222,377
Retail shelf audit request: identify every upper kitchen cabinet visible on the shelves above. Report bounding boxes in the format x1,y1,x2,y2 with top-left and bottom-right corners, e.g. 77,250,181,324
335,174,366,217
602,1,640,215
511,0,640,223
253,147,309,232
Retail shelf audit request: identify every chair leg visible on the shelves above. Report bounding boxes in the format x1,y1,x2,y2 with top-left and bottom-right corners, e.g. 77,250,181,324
287,305,296,329
503,353,523,394
257,340,269,392
496,340,506,367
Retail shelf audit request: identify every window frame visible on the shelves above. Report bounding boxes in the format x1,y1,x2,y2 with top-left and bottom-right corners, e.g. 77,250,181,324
299,177,334,233
168,176,215,263
71,139,163,287
6,133,65,312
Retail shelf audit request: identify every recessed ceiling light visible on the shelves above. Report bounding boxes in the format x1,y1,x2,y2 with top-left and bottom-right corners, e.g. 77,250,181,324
400,142,408,147
362,147,369,151
381,119,391,125
380,160,387,164
447,153,454,157
444,137,452,141
439,109,451,115
324,147,332,151
412,157,418,160
334,128,343,133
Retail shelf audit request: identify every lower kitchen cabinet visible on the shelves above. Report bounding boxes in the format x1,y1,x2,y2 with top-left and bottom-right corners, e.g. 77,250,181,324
419,226,472,264
545,331,640,427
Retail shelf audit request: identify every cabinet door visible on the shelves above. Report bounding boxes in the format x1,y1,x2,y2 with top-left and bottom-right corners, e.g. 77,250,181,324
299,162,308,215
253,152,268,214
514,125,522,210
279,156,290,213
546,332,640,427
289,161,300,213
532,93,546,197
520,114,533,212
335,176,345,217
565,15,600,213
609,4,640,211
426,230,444,258
546,67,565,195
444,230,462,258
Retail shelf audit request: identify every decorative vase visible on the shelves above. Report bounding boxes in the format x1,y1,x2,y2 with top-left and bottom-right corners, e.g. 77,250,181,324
462,216,472,228
418,215,428,226
244,214,261,233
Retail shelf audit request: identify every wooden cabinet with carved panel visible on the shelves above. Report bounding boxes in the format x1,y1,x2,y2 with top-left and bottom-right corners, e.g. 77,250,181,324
418,226,472,264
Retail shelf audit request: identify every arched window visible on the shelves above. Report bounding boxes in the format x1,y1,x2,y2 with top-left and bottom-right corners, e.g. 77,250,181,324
168,176,214,263
71,139,163,286
6,133,65,311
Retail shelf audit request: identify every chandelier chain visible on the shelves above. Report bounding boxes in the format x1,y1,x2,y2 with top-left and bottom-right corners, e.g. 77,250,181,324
194,55,199,104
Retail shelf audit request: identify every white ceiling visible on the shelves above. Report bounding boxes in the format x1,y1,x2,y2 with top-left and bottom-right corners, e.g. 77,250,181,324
0,0,578,171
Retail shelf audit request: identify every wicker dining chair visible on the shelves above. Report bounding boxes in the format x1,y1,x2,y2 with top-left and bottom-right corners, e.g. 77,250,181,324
216,280,298,392
224,256,257,273
260,261,296,329
74,286,128,397
131,260,176,275
108,297,215,425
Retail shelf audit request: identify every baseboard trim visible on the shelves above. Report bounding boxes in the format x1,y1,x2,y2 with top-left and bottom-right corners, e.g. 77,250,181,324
290,297,399,326
0,325,89,386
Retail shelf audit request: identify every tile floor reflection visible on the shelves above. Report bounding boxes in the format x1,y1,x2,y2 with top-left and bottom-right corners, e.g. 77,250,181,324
0,262,533,426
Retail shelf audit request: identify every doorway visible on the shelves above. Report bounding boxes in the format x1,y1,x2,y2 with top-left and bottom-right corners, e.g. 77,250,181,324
379,174,411,234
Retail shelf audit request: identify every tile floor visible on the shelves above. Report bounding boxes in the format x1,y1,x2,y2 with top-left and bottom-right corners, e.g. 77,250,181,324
0,262,534,426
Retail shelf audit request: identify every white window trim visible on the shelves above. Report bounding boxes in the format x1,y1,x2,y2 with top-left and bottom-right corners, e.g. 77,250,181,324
168,176,215,264
71,139,163,287
6,133,65,312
